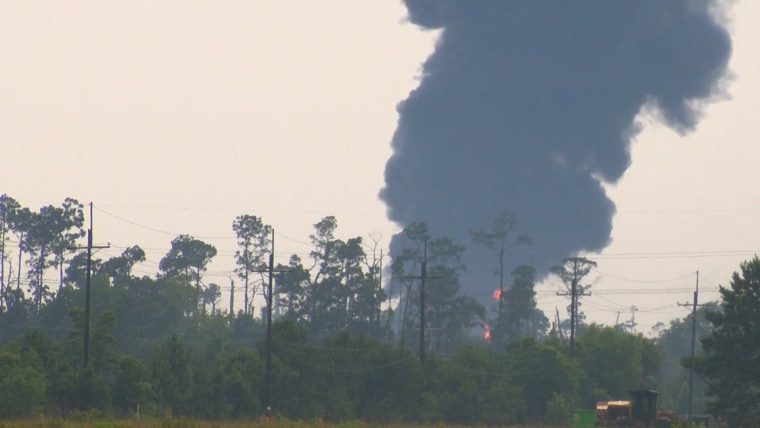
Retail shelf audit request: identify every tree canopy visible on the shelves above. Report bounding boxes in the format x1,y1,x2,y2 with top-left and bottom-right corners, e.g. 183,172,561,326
0,194,736,425
694,256,760,426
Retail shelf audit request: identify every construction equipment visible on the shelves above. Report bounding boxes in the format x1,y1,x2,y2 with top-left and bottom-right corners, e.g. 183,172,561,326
595,399,633,426
594,390,694,427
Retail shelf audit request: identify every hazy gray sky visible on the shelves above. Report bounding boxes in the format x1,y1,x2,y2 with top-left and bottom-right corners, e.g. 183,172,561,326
1,1,758,333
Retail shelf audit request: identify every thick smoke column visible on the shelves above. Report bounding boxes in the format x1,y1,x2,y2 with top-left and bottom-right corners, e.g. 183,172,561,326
381,2,732,296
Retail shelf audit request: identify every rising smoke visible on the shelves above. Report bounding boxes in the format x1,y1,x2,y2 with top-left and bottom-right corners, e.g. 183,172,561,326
380,1,733,298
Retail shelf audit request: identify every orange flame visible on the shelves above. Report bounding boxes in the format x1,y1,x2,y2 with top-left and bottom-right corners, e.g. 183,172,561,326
492,288,501,300
483,323,491,340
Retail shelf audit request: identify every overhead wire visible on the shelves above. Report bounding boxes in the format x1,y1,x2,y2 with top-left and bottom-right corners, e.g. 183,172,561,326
1,202,749,335
94,205,236,240
95,204,343,248
590,269,695,284
588,249,760,260
97,202,387,216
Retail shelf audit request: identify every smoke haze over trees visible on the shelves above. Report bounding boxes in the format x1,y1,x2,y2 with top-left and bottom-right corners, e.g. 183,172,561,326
0,194,750,422
380,1,734,301
0,0,750,423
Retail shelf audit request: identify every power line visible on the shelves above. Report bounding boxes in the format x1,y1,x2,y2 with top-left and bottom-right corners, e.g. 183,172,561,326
94,205,235,240
536,285,720,296
96,202,387,216
95,205,385,247
588,249,760,260
8,234,759,263
591,269,695,284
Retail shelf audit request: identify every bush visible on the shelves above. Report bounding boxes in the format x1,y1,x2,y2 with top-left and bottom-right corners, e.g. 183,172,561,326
545,392,571,426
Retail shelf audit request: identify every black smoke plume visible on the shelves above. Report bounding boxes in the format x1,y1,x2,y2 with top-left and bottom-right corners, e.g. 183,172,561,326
380,1,733,297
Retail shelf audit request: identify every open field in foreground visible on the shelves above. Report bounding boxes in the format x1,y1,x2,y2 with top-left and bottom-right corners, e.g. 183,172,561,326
0,419,553,428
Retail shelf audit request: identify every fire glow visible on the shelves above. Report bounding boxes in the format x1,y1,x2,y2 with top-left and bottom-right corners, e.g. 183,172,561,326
483,323,491,340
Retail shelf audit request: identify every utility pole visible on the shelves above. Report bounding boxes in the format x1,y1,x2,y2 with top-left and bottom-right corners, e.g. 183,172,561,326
402,240,442,364
377,248,383,327
243,246,249,316
266,232,274,419
71,203,109,369
253,229,289,419
678,271,702,422
420,244,426,365
84,217,93,369
570,267,577,355
229,277,235,323
402,239,441,416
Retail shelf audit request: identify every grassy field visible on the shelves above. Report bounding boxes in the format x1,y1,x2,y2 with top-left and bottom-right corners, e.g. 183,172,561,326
3,419,349,428
0,418,555,428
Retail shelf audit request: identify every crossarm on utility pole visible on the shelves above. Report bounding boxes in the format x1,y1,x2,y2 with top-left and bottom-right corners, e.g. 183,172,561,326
400,240,443,417
677,271,705,422
250,230,290,419
69,202,110,369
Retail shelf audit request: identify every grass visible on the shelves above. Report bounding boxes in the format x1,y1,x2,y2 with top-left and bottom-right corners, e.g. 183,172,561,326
0,418,556,428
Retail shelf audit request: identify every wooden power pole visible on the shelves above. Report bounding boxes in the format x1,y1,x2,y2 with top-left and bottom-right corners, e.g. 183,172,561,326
71,203,109,368
678,271,704,422
255,229,289,418
402,239,442,415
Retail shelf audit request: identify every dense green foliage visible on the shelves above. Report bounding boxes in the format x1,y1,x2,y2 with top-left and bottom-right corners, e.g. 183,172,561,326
654,302,716,416
693,256,760,426
0,319,663,424
0,196,727,423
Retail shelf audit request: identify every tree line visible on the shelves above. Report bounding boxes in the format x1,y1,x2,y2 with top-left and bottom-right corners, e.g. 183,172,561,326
0,195,584,350
0,194,747,424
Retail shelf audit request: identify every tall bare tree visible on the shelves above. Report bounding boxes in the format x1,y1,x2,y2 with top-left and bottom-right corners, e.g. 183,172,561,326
9,206,33,293
232,215,272,316
0,195,20,308
551,256,597,355
471,211,531,341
